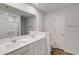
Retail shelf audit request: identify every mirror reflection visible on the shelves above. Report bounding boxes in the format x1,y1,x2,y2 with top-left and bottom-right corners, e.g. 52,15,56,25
0,5,36,39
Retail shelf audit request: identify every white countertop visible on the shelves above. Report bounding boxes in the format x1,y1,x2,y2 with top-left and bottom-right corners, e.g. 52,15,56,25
0,33,46,55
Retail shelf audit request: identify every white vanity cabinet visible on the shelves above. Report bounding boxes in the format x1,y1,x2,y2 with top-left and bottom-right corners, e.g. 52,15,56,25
7,44,33,55
33,38,46,55
6,37,48,55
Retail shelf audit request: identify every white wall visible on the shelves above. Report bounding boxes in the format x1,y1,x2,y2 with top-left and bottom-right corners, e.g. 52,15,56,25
4,3,44,32
44,4,79,54
44,8,66,49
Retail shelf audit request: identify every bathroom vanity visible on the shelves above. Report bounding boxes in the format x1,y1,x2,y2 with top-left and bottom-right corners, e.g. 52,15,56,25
0,10,50,55
0,32,50,55
0,4,50,55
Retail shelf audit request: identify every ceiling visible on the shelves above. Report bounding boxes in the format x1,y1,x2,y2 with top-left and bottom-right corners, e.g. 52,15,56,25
0,3,77,16
0,3,34,17
30,3,77,13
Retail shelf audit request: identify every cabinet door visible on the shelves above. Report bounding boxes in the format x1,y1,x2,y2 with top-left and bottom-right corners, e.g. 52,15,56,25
21,49,33,55
65,8,79,54
7,44,33,55
20,44,33,55
33,38,46,55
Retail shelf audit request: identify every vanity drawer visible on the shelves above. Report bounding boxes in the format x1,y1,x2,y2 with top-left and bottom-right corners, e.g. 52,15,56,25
7,44,33,55
34,38,45,47
33,38,46,55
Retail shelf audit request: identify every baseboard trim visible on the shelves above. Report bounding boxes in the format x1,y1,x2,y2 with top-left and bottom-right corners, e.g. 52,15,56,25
64,49,79,55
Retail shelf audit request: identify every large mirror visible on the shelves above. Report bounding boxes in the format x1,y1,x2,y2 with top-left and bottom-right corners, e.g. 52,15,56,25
0,4,36,39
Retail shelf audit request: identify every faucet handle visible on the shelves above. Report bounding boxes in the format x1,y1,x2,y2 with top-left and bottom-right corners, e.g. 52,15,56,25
11,39,16,43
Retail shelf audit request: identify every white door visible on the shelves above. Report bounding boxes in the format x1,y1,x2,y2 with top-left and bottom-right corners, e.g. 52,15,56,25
45,15,56,44
65,8,79,54
54,13,65,49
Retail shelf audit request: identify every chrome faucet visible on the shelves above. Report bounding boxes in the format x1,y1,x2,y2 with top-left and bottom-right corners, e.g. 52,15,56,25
7,31,17,43
11,39,16,43
30,33,35,38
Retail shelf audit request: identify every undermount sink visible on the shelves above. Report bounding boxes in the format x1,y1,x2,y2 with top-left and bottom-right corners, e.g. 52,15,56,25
6,41,26,49
5,36,32,49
